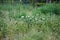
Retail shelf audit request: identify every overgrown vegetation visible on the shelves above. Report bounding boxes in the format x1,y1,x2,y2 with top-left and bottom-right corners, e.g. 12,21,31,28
0,3,60,40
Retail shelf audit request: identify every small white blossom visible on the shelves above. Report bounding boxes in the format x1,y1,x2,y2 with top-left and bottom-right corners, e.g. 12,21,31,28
27,16,30,18
26,16,30,18
21,16,24,18
41,17,45,20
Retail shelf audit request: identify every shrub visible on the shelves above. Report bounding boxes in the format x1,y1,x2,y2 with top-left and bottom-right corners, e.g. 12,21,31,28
54,4,60,15
40,3,60,15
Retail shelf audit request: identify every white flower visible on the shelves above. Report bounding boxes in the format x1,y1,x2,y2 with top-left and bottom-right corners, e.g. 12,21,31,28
27,16,30,18
26,16,30,18
41,17,45,20
21,16,24,18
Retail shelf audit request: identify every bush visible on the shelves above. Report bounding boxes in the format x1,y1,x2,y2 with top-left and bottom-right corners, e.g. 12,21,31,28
40,4,60,15
54,4,60,15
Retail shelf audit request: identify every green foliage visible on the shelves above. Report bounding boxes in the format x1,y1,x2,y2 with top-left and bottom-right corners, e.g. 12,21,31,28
39,4,60,15
0,3,60,40
0,18,7,38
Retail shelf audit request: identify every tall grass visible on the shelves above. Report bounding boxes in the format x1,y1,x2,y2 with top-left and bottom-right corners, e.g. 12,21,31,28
0,3,60,40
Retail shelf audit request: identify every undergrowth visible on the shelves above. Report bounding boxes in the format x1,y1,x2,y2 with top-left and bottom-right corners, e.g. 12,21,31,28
0,3,60,40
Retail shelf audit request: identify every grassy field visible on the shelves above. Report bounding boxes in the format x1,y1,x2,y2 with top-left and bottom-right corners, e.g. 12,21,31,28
0,3,60,40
